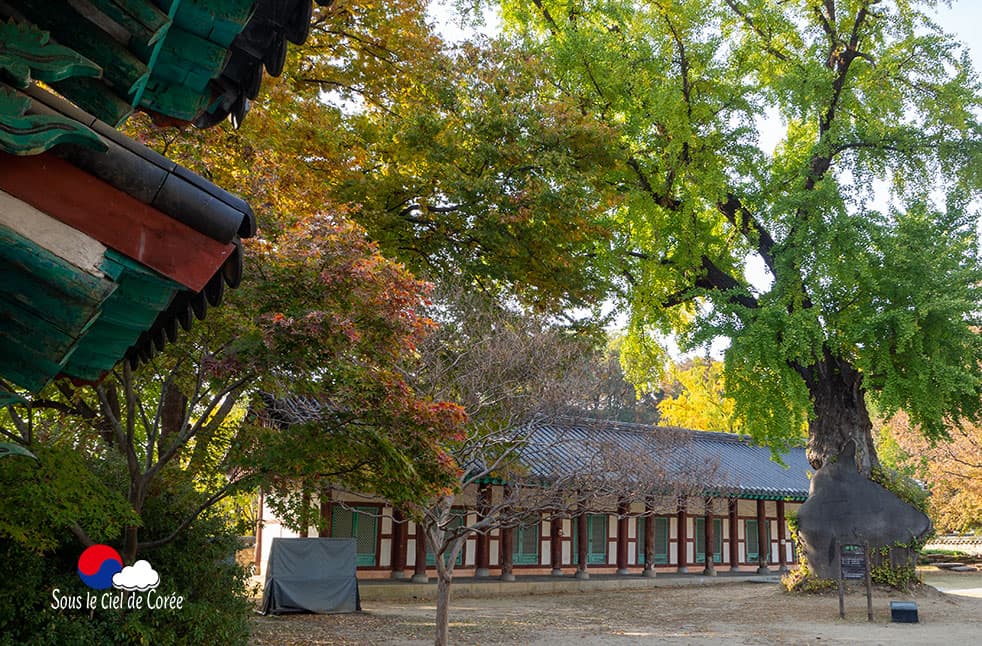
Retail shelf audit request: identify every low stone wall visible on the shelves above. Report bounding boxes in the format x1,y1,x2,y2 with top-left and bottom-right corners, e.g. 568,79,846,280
924,535,982,557
357,573,779,602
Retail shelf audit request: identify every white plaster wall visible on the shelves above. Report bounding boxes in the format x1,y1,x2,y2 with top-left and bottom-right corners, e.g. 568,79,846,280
0,191,107,276
257,520,301,576
407,538,417,567
738,500,757,516
463,537,473,567
379,538,392,567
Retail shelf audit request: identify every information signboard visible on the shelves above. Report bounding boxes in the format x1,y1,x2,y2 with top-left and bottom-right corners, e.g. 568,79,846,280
840,543,866,579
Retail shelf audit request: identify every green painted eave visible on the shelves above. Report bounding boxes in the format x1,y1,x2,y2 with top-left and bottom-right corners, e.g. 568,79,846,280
0,223,117,391
0,224,182,391
9,0,255,126
469,477,808,503
473,476,508,486
62,250,183,382
0,441,38,460
0,391,27,408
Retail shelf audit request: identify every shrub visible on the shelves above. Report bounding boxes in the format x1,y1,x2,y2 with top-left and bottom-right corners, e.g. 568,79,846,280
0,499,251,645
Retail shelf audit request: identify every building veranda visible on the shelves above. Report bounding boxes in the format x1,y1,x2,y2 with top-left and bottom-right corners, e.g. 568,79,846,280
256,419,812,581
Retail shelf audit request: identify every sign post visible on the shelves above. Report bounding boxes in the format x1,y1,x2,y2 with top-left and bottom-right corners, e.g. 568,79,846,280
838,543,873,620
836,541,845,619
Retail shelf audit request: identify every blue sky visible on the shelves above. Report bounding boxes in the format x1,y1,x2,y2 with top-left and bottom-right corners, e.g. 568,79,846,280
431,0,981,70
933,1,981,70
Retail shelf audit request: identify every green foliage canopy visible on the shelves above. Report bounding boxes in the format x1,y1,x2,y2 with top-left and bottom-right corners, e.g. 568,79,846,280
494,0,981,456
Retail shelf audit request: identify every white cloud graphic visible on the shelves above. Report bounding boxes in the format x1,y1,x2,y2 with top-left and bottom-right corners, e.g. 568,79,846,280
112,560,160,591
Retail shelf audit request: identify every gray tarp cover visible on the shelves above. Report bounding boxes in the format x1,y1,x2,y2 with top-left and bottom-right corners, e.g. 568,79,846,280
261,538,361,614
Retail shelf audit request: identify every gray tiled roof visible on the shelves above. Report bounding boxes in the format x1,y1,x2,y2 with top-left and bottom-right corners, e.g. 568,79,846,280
515,418,813,501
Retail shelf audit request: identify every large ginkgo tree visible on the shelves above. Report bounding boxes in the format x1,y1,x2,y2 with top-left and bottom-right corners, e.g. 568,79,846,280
495,0,981,476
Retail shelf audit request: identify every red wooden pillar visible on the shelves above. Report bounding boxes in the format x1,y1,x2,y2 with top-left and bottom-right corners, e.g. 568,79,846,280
728,498,740,572
550,512,563,576
642,497,656,578
676,498,688,573
777,500,788,572
703,497,716,576
475,483,492,577
499,485,515,581
411,521,428,583
575,509,589,579
756,499,770,574
500,525,515,581
390,508,407,579
616,499,630,575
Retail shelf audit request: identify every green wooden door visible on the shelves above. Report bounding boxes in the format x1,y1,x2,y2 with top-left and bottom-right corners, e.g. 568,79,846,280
573,514,608,565
637,516,670,565
745,519,771,563
694,517,723,563
332,506,378,567
513,515,541,565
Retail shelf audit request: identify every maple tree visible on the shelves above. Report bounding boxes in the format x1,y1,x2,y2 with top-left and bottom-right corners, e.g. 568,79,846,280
0,212,463,565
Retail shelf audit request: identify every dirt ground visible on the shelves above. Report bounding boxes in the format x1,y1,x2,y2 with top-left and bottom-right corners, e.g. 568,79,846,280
250,569,982,645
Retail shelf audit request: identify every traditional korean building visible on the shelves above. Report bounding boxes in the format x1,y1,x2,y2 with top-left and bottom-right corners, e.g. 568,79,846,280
256,418,813,579
0,1,326,405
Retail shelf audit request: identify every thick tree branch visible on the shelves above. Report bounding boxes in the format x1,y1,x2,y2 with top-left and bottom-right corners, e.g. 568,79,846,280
717,193,776,273
70,522,95,548
150,375,253,480
694,256,759,310
98,382,139,483
660,255,759,311
627,157,681,210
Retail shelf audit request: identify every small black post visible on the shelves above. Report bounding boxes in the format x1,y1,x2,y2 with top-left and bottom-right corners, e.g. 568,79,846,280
864,541,873,622
837,540,845,619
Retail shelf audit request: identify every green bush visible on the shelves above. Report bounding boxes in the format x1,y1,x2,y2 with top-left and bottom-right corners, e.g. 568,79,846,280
0,501,251,645
871,466,930,516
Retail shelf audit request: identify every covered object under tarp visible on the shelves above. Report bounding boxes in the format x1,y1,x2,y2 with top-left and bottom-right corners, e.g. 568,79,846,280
260,538,361,615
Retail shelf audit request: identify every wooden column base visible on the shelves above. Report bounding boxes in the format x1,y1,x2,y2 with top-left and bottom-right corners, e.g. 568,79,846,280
616,568,630,575
757,565,770,575
575,569,590,580
390,570,406,580
475,568,491,578
550,568,563,577
642,567,656,578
